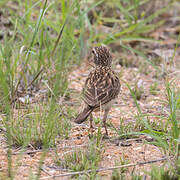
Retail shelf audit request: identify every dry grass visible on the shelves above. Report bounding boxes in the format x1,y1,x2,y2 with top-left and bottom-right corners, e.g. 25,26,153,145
0,0,179,179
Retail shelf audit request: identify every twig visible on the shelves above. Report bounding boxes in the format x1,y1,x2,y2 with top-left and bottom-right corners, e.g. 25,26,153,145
25,16,68,94
40,157,167,179
51,17,69,57
26,67,44,89
12,149,54,155
13,0,48,102
46,166,73,172
12,3,69,103
41,166,52,176
12,144,88,155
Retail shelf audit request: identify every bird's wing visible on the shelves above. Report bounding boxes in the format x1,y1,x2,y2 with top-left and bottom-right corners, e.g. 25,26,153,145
83,67,120,108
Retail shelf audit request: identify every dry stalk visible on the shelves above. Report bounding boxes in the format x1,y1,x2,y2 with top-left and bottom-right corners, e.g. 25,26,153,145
40,157,167,179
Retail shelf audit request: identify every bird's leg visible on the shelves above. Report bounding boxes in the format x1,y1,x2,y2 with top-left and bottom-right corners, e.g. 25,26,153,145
103,107,110,136
89,113,94,129
89,113,95,138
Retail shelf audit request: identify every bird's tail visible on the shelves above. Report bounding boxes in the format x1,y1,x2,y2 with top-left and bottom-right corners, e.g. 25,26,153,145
74,106,93,124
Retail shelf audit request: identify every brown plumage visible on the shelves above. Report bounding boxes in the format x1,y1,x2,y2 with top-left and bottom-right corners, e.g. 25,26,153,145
74,46,120,136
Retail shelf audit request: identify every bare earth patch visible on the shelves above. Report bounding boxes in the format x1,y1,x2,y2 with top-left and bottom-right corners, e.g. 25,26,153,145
1,53,179,179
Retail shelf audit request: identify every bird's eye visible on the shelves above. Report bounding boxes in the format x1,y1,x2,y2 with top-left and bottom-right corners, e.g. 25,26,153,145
92,50,95,54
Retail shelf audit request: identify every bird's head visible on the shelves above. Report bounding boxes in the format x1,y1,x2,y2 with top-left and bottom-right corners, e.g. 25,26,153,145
91,46,112,67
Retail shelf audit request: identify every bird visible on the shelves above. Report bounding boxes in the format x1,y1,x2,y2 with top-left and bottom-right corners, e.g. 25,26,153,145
74,46,120,136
